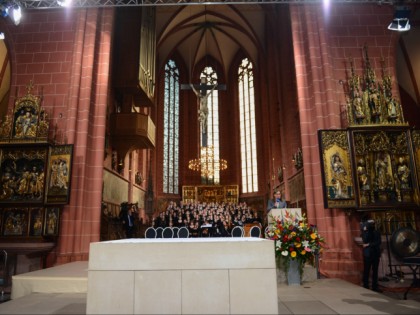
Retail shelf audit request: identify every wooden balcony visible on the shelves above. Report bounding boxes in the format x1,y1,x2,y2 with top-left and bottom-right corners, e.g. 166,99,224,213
110,113,155,153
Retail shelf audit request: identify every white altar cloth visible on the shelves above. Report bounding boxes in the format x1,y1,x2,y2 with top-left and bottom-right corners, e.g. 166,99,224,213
86,238,278,314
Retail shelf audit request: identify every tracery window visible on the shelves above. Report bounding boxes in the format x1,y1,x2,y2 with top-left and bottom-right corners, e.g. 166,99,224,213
163,59,179,194
238,58,258,193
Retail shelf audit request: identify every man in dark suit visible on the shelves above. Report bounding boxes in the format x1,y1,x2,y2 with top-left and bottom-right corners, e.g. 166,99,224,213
361,215,382,292
122,206,135,238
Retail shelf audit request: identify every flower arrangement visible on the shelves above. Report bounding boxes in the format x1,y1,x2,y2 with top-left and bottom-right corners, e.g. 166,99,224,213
265,211,325,276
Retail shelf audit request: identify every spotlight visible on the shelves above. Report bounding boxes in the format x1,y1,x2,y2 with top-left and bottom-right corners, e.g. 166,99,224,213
57,0,73,7
388,7,411,32
5,5,21,26
11,6,21,26
0,32,4,40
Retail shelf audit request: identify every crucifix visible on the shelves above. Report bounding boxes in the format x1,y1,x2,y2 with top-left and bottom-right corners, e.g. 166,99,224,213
181,77,226,147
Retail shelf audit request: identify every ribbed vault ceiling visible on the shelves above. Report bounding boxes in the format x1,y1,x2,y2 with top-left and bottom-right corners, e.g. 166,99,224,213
14,0,420,106
156,4,264,79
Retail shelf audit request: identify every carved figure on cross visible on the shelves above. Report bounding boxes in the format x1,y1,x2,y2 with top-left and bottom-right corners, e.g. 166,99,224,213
190,76,218,133
181,77,225,147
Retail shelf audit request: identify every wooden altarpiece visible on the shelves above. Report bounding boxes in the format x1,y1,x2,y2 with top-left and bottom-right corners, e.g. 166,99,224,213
319,127,419,210
318,47,419,213
182,185,239,204
0,82,73,242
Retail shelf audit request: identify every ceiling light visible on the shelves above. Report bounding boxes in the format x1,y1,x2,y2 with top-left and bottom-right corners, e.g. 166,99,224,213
5,5,21,26
57,0,73,7
388,7,411,32
388,19,411,32
188,145,227,179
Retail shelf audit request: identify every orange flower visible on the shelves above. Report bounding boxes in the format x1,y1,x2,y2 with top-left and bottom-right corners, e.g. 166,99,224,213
266,212,325,267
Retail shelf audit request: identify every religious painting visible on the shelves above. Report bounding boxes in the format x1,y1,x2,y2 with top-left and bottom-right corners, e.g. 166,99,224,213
0,146,48,204
44,207,60,236
350,128,418,209
45,145,73,205
2,208,29,236
29,207,44,236
318,130,357,208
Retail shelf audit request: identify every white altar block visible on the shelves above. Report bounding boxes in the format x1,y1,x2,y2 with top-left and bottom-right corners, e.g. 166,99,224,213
268,208,302,224
86,238,279,315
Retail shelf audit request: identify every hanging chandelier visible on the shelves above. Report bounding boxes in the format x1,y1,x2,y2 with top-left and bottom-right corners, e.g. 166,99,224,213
188,145,227,178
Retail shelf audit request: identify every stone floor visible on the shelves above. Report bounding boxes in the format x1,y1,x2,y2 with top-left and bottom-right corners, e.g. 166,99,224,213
0,277,419,314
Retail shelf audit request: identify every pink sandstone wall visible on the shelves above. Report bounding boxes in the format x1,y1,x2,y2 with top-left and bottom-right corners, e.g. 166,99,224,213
1,8,113,265
289,3,399,283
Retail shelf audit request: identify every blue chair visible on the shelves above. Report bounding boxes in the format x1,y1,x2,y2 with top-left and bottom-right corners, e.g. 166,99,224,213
156,227,164,238
249,226,261,238
144,227,157,238
177,226,189,238
231,226,244,237
162,227,174,238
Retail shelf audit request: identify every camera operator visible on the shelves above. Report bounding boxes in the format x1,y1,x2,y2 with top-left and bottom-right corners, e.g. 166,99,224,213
360,214,382,292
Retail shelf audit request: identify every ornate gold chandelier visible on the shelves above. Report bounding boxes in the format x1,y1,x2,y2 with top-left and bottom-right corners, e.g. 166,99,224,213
188,145,227,178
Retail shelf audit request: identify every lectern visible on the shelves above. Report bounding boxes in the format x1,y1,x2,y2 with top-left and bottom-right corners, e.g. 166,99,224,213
267,208,302,224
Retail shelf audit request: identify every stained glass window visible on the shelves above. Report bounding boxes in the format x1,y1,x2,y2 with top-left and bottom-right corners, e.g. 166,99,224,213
163,59,179,194
238,58,258,193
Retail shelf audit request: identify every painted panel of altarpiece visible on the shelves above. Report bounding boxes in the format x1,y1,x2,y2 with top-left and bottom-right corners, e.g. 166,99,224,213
318,130,357,208
45,145,73,205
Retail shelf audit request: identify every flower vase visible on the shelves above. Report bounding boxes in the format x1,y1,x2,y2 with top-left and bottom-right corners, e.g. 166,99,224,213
287,259,302,286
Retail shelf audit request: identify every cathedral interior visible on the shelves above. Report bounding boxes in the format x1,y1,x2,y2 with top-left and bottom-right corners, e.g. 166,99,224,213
0,0,419,288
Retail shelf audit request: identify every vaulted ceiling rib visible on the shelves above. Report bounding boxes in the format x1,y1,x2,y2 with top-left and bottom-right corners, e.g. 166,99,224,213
156,5,264,81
